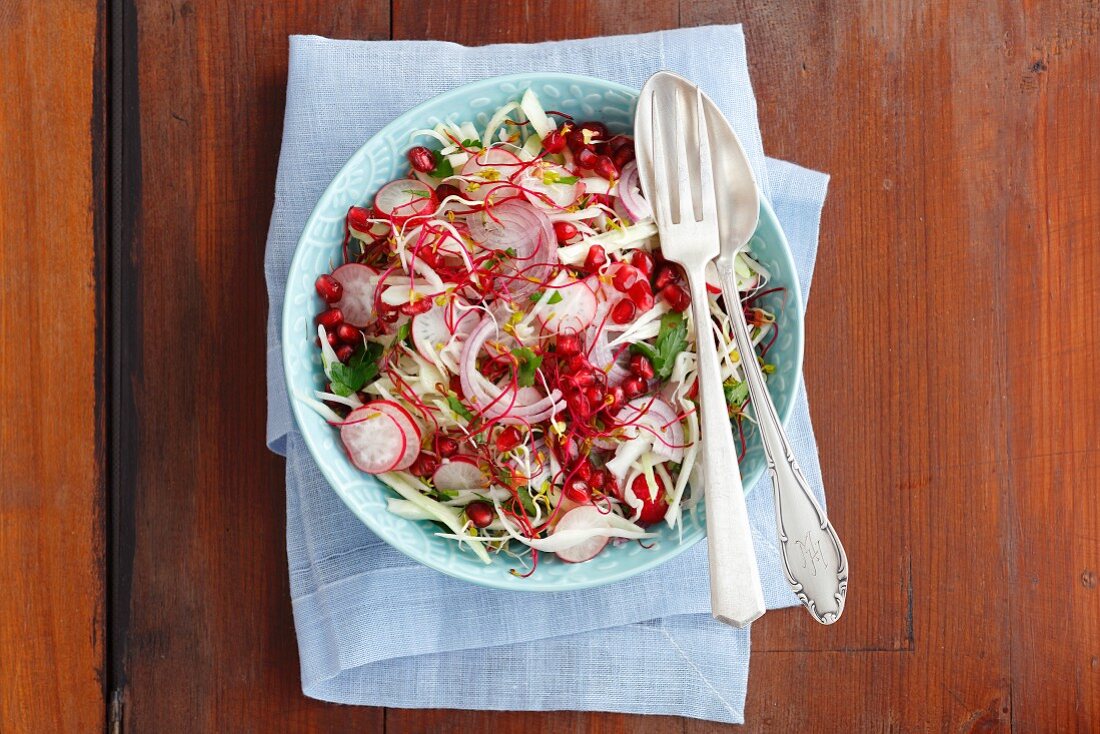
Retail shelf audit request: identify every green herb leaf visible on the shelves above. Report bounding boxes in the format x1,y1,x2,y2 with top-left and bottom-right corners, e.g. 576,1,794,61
430,150,454,179
511,347,543,388
724,379,749,407
328,341,383,396
555,175,579,184
396,320,411,345
446,394,475,421
629,312,688,380
460,138,481,149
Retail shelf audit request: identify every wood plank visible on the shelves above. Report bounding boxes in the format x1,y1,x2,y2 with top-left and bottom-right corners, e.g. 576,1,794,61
1004,5,1100,728
117,2,389,731
0,1,106,732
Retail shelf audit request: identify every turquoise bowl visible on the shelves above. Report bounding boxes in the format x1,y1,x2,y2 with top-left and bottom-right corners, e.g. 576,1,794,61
283,73,803,591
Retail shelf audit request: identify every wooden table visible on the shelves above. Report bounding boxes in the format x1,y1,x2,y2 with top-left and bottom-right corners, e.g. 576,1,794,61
2,1,1098,731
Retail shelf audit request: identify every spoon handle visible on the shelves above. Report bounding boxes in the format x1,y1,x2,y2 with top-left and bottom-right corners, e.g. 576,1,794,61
718,265,849,624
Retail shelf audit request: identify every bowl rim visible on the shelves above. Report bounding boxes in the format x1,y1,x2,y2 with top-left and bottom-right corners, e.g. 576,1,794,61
282,71,804,591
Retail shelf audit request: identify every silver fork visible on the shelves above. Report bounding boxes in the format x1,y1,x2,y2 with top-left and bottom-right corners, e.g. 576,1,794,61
635,76,766,628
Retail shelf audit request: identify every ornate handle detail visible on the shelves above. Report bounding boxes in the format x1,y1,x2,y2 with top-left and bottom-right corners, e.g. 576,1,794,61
718,265,849,624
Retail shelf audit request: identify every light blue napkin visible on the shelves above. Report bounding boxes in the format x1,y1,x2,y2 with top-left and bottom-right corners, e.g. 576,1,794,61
265,26,829,725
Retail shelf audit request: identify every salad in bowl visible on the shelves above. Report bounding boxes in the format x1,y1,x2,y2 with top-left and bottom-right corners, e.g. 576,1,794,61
294,84,787,579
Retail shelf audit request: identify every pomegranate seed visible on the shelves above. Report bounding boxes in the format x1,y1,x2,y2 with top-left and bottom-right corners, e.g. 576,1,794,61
631,250,655,278
612,145,636,169
495,426,523,453
603,472,621,500
553,221,578,243
335,345,354,363
577,148,599,168
628,281,654,311
606,135,632,153
631,473,669,525
622,375,647,399
542,129,566,153
325,330,340,347
653,263,677,290
603,385,624,411
556,333,581,356
593,155,618,180
587,193,613,208
435,436,459,458
465,500,494,529
661,283,691,312
564,478,591,504
315,274,344,303
628,353,655,380
578,121,609,141
407,146,436,173
565,128,591,153
334,324,360,344
584,385,604,408
435,183,461,201
573,370,597,388
574,459,594,482
566,391,592,420
410,452,440,478
399,299,432,316
612,264,641,292
611,298,637,325
566,353,591,373
583,244,607,273
316,307,344,329
589,468,606,490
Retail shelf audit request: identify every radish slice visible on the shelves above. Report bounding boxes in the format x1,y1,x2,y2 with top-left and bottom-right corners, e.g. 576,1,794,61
340,407,407,474
332,263,380,328
432,456,488,491
412,304,476,366
539,278,599,334
552,506,611,563
521,162,582,210
374,179,438,226
459,148,525,202
369,400,422,471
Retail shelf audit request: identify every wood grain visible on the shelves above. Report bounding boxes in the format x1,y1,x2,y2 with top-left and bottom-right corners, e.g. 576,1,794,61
110,1,1100,733
0,1,106,732
115,2,389,732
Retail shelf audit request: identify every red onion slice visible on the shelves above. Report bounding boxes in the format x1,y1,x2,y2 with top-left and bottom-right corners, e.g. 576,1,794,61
465,201,556,297
617,162,652,222
458,317,563,421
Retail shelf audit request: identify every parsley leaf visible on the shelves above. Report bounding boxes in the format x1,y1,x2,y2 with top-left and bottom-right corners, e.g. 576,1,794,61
460,138,481,149
724,379,749,407
430,150,454,179
446,394,475,421
511,347,543,388
629,312,688,380
328,341,383,396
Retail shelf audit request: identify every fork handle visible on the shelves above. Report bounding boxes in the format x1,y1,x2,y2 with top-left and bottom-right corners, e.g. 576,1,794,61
717,266,848,624
684,267,766,628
